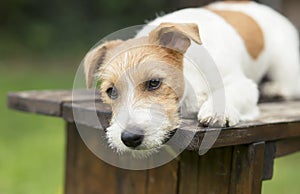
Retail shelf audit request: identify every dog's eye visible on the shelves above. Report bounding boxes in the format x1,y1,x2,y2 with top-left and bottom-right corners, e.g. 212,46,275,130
146,78,162,91
106,86,118,99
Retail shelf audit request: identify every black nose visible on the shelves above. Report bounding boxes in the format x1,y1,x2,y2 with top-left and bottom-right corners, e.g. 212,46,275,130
121,130,144,148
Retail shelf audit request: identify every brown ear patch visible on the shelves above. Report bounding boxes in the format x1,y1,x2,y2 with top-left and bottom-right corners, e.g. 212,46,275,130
84,40,123,88
209,9,265,59
149,23,202,53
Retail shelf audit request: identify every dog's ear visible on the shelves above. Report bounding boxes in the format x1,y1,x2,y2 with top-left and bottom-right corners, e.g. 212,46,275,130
149,23,202,53
83,40,123,88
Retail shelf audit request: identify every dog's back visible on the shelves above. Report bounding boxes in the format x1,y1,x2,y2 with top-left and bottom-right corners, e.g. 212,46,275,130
207,1,299,81
138,1,300,98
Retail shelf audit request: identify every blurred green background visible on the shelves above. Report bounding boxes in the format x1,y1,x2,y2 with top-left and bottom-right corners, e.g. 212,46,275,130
1,0,299,194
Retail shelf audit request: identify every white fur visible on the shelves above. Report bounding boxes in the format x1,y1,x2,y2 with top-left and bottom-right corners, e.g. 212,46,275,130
106,55,175,154
137,1,300,126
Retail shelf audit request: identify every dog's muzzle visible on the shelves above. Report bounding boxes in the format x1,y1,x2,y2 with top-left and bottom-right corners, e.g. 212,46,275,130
120,128,177,149
121,129,144,148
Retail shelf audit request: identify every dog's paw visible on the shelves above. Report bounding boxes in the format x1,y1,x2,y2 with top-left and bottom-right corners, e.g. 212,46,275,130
197,101,240,128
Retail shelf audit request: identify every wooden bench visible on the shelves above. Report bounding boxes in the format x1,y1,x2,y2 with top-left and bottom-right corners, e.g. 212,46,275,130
7,90,300,194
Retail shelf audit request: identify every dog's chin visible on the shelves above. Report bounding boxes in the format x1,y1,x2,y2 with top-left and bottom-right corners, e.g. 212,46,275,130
129,147,162,158
108,128,177,158
108,144,161,158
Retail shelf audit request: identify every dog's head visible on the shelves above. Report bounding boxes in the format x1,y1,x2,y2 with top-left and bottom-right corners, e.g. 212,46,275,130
83,23,201,156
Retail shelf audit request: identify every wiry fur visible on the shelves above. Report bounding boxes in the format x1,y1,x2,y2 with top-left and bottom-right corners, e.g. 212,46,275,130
96,39,186,154
84,1,300,156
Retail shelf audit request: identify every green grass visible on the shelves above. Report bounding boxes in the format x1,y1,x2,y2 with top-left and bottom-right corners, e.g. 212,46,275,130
263,153,300,194
0,61,75,194
0,59,300,194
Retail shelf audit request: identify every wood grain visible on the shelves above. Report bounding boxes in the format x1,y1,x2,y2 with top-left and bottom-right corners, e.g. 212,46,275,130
7,90,71,116
65,122,149,194
275,137,300,158
178,151,199,194
229,142,265,194
146,160,179,194
7,90,99,117
9,89,299,194
188,122,300,150
197,147,233,194
263,142,276,180
7,90,300,152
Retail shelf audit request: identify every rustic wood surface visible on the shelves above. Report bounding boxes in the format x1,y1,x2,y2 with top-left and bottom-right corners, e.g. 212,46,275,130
7,90,300,194
65,122,185,194
65,122,148,194
178,151,199,194
7,90,100,117
262,142,276,180
7,90,72,116
275,137,300,158
7,90,300,152
8,90,300,125
66,122,266,194
197,147,233,194
229,142,265,194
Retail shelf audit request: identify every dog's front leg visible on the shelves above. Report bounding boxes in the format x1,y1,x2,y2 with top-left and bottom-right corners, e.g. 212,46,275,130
197,76,260,127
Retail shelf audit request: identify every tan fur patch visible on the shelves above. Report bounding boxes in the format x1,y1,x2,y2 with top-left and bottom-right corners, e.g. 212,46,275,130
99,38,184,104
84,40,123,88
209,9,265,59
85,23,199,129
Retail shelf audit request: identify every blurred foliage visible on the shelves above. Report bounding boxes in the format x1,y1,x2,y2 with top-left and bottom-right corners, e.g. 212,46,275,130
0,0,189,61
0,65,73,194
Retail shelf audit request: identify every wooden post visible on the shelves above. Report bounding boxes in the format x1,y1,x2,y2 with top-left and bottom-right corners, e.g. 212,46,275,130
64,122,266,194
64,122,179,194
229,142,265,194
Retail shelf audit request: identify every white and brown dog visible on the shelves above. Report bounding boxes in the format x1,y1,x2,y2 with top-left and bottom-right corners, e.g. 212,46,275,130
83,1,300,155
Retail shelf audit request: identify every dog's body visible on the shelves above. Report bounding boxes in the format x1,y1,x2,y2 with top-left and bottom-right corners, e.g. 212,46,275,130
137,1,300,126
84,1,300,155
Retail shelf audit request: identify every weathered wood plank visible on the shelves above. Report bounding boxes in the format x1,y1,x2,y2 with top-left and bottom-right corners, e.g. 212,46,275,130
146,160,179,194
7,90,99,116
197,147,232,194
7,90,300,151
65,122,148,194
65,122,118,194
261,137,300,182
8,90,300,124
189,122,300,150
114,169,148,194
66,100,300,128
65,100,300,128
62,101,111,129
64,122,79,194
275,137,300,158
66,100,300,150
178,151,199,194
229,142,265,194
7,90,71,116
263,142,276,180
251,142,265,194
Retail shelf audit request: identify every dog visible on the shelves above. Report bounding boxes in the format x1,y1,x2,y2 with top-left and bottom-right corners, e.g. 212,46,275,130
83,1,300,155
